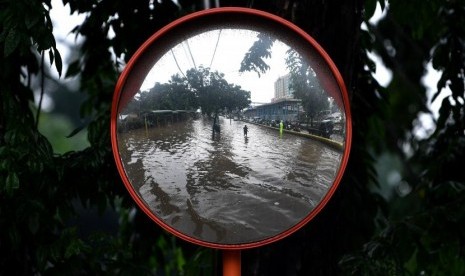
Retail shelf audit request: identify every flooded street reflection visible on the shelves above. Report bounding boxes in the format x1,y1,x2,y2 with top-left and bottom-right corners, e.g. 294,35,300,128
118,116,342,244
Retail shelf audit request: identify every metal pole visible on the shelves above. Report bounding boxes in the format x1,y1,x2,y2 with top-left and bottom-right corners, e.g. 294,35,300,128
223,250,241,276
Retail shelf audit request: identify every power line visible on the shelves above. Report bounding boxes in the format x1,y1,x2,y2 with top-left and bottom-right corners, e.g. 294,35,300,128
209,29,222,68
185,39,197,69
181,42,193,68
170,49,187,79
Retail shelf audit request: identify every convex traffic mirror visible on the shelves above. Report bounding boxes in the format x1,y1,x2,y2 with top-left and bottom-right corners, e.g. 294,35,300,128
111,7,352,249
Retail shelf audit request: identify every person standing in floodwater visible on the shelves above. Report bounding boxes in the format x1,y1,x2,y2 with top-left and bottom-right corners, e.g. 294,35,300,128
243,125,248,137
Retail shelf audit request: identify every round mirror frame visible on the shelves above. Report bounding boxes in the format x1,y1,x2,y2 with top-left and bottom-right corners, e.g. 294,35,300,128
111,7,352,250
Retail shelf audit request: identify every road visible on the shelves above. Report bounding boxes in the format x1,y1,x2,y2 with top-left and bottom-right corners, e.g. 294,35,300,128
117,115,343,244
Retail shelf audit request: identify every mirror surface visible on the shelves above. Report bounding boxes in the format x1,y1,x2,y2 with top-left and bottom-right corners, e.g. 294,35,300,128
116,28,346,245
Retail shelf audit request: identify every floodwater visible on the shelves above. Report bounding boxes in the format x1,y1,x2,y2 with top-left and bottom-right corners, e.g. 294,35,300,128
117,116,343,244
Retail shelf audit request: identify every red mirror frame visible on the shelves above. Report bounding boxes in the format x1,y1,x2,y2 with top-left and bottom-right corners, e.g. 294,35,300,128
111,7,352,250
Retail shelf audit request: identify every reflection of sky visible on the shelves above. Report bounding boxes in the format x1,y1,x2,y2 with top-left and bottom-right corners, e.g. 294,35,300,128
140,29,290,103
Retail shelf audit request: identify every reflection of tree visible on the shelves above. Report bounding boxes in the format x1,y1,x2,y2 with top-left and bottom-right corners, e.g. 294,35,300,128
186,199,226,242
240,35,329,126
239,33,276,77
285,49,329,126
124,66,251,124
185,66,251,118
186,66,251,136
148,75,197,111
118,133,181,217
124,74,196,115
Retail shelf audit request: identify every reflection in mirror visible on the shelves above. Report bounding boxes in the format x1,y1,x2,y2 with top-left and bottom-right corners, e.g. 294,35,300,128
117,28,346,244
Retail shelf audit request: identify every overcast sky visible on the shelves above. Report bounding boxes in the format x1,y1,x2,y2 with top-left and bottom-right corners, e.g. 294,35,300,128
140,29,291,104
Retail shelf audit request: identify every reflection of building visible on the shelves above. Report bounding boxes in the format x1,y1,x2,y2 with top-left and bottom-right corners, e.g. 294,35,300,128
242,98,302,122
241,74,301,121
273,74,293,101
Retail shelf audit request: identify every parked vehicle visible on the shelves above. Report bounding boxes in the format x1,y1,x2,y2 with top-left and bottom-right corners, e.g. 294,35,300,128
306,119,334,138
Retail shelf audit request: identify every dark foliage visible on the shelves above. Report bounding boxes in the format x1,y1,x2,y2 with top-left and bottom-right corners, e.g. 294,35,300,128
1,0,464,275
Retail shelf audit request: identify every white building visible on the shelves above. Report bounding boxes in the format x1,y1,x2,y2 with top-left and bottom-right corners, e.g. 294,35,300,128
273,74,293,100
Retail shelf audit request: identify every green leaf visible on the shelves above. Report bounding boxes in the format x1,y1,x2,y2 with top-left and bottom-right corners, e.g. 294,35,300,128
4,27,20,56
364,0,378,20
379,0,386,11
432,44,448,71
65,60,81,78
66,123,87,138
36,246,48,269
28,213,40,234
25,13,40,30
8,224,21,247
65,239,84,258
54,48,63,77
6,172,19,194
49,49,54,66
0,160,7,170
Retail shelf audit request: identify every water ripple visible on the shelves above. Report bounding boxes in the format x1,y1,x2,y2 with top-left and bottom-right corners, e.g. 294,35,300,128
118,116,343,244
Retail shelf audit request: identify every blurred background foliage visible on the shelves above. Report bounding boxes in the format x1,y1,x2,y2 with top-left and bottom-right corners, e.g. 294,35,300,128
1,0,464,275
